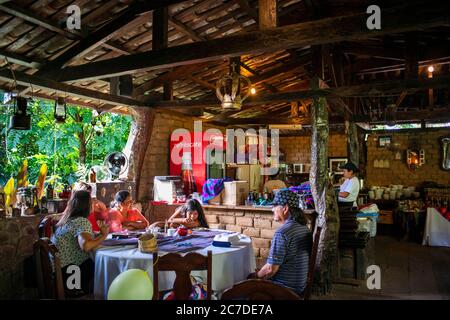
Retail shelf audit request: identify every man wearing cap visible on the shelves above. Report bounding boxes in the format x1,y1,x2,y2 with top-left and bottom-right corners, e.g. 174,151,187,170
338,162,360,207
249,190,312,295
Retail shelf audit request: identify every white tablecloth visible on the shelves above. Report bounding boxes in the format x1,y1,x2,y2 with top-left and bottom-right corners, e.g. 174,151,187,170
93,232,256,299
422,208,450,247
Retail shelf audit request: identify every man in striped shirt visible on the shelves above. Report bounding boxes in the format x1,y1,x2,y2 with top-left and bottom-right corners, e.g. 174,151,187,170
253,189,312,295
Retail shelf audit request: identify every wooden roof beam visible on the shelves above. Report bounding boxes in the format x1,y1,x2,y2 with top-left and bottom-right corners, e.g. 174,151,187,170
0,69,147,108
0,2,81,40
0,49,43,69
354,107,450,122
168,16,205,41
56,1,450,82
34,0,188,77
145,74,450,109
259,0,277,29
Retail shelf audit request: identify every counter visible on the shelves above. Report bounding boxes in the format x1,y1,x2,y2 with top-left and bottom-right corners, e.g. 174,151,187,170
145,202,315,260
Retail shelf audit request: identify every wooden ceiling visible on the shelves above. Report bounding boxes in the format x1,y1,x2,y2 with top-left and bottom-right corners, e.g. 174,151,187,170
0,0,450,125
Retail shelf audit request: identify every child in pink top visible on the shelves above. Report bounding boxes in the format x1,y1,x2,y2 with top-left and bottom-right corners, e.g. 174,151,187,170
107,190,149,232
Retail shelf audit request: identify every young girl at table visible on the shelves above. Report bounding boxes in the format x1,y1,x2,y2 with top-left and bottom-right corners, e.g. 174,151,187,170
107,190,149,232
168,199,209,229
51,190,109,295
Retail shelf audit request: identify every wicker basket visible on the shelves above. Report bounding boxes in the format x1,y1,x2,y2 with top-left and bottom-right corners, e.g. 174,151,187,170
138,233,158,253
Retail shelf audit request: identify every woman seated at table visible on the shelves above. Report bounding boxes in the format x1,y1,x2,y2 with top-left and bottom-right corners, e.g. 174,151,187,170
168,199,209,229
51,190,109,294
73,182,108,232
107,190,149,232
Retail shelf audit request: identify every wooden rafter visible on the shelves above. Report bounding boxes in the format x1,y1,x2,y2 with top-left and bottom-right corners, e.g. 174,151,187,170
0,2,81,40
56,1,450,82
259,0,277,30
31,0,188,77
0,48,42,69
0,69,147,107
144,74,450,109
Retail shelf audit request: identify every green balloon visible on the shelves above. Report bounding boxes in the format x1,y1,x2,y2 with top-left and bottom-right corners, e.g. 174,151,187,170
107,269,153,300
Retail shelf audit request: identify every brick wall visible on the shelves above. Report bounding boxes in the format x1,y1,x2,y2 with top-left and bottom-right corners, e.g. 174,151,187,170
0,215,42,299
204,207,276,259
279,133,348,163
138,120,348,202
366,129,450,187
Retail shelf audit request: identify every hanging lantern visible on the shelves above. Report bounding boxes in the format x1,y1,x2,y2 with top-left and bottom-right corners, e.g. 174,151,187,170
54,97,67,123
216,62,252,110
10,96,31,130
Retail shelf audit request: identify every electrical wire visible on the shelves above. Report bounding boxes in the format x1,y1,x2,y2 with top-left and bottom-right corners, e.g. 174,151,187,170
4,57,17,92
53,123,57,180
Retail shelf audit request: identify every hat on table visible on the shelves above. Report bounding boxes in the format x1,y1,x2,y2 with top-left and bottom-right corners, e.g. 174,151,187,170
271,189,299,209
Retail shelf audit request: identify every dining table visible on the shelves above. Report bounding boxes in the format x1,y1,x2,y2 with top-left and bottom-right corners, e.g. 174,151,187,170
93,229,256,299
422,207,450,247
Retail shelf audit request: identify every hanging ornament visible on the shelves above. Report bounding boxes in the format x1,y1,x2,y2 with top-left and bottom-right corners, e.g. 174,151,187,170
216,62,252,110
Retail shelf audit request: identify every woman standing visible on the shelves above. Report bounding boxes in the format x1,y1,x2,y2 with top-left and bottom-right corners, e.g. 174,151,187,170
338,162,360,208
51,190,109,294
107,190,149,232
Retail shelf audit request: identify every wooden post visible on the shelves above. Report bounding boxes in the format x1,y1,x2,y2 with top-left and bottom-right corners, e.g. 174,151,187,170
346,121,359,166
259,0,277,30
309,76,340,296
123,109,156,201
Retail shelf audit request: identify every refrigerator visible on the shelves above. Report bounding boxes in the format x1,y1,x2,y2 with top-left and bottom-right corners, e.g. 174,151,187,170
169,132,225,194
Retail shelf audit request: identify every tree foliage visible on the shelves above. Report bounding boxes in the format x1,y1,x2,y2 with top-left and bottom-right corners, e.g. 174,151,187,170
0,92,132,191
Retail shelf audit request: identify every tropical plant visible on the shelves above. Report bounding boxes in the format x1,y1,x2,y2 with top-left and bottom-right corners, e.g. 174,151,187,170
0,92,132,188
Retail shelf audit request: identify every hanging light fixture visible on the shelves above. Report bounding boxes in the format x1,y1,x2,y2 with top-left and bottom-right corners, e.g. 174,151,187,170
216,62,252,110
10,96,31,130
54,97,67,123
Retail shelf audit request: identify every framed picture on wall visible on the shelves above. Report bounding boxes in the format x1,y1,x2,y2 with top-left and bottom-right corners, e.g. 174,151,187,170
378,135,392,148
328,157,348,174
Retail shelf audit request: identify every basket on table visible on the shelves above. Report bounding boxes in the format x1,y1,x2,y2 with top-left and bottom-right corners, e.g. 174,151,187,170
138,233,158,253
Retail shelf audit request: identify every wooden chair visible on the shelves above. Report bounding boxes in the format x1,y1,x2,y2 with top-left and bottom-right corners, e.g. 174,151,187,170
38,215,60,238
33,238,65,300
34,238,93,300
152,251,212,300
221,225,322,301
221,279,302,300
302,225,322,300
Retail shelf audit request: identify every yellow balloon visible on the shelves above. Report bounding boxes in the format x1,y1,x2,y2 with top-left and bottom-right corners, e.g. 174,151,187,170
107,269,153,300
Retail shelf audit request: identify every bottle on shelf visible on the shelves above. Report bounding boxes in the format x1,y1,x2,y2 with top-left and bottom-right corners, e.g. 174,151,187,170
245,191,254,206
46,184,54,199
181,152,196,197
164,219,169,235
263,187,270,200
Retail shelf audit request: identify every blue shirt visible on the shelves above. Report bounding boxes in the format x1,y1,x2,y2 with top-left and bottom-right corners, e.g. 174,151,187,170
267,218,312,294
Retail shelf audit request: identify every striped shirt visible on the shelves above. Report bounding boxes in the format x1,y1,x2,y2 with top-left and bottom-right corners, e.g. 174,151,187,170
267,218,312,294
